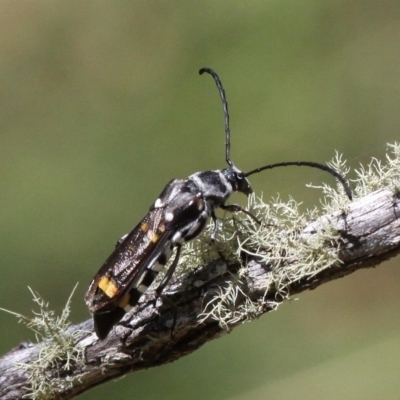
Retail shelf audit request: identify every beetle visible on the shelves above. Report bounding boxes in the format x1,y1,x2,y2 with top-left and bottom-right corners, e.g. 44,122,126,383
85,68,352,339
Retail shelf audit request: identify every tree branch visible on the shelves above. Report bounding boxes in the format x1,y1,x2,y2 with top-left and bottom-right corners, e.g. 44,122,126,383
1,186,399,399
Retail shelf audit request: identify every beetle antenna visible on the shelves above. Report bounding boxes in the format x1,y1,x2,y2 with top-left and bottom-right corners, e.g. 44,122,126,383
244,161,352,200
199,67,233,167
199,68,352,200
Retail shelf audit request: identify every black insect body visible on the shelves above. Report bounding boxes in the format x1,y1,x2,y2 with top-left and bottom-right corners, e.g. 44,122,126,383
85,68,352,340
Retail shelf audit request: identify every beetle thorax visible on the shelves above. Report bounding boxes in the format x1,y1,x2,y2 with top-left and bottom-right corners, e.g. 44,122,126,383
188,170,233,207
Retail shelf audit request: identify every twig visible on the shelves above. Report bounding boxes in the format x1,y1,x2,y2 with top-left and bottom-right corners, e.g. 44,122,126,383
0,185,399,399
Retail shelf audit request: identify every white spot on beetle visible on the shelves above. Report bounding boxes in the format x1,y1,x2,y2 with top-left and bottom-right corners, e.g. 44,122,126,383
154,198,164,208
151,262,163,272
119,234,128,242
137,284,148,293
165,212,174,221
172,231,183,243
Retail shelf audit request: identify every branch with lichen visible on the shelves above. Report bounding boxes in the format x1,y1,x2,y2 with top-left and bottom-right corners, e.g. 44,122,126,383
1,144,400,400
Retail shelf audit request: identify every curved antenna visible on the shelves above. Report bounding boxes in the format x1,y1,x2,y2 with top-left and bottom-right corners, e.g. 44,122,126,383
244,161,352,200
199,68,233,167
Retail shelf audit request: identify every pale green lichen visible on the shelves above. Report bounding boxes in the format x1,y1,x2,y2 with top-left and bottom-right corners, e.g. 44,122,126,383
353,143,400,197
0,284,84,400
197,193,344,326
194,143,400,327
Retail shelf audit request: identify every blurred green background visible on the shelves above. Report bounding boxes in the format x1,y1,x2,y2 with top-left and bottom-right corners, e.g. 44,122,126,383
1,1,400,399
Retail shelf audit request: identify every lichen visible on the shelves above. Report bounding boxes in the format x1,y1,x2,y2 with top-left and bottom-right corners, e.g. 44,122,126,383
193,143,400,328
0,284,85,399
